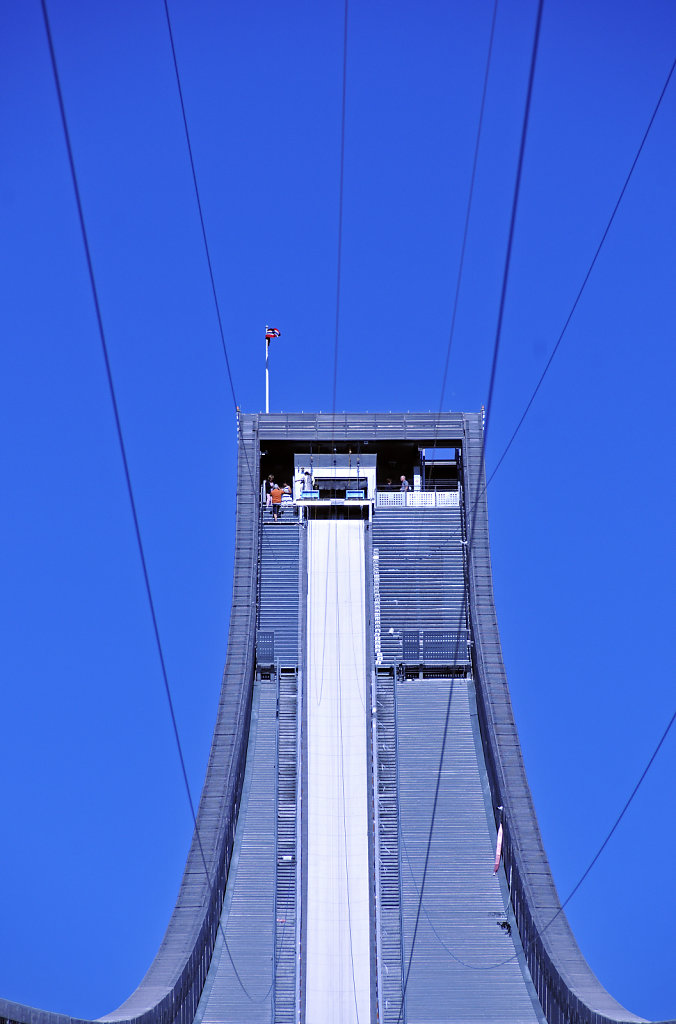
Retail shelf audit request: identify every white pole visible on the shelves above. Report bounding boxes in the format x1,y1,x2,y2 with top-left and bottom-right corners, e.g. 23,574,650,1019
265,327,270,414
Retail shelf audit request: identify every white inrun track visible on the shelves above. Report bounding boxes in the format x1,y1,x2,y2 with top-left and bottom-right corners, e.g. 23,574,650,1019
305,519,371,1024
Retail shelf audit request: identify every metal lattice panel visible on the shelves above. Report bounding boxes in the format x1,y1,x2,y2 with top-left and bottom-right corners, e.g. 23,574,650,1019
259,519,300,667
372,507,467,667
421,630,470,664
374,669,405,1023
195,679,277,1024
256,630,275,664
274,669,299,1023
397,677,544,1024
402,631,420,661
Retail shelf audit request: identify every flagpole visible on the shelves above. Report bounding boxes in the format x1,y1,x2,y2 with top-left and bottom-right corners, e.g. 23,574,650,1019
265,326,270,414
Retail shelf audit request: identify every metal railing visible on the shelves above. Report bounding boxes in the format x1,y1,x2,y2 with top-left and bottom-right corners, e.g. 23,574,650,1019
376,490,460,508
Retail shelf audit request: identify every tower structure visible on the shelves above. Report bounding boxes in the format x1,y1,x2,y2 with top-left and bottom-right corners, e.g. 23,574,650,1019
0,412,668,1024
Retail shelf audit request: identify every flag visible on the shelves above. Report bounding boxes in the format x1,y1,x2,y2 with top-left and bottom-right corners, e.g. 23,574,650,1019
493,822,503,874
266,327,281,340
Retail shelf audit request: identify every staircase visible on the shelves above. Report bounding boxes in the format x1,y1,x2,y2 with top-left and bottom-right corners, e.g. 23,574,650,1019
375,666,405,1024
274,668,299,1023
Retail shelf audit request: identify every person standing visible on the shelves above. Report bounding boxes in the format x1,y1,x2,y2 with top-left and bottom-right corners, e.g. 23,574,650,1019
271,483,283,521
281,484,293,511
400,475,410,492
294,467,306,500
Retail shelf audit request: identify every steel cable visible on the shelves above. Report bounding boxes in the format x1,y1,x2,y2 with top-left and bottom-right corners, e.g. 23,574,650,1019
397,2,545,1016
40,0,260,1003
42,0,283,1006
486,55,676,489
438,0,499,413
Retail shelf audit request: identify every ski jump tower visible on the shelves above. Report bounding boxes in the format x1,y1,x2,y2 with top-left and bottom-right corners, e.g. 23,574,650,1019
1,412,670,1024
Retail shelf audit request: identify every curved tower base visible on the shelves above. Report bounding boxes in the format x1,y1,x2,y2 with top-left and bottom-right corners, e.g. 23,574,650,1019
1,413,668,1024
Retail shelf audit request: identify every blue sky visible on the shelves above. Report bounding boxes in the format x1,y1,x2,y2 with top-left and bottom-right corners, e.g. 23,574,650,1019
0,0,674,1020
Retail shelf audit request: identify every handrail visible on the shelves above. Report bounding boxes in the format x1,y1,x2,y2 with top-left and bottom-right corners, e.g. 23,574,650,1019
376,491,460,508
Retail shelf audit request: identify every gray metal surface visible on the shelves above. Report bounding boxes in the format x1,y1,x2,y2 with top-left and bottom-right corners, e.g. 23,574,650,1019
374,668,405,1024
259,518,300,668
194,677,277,1023
397,676,544,1024
372,508,466,666
257,630,275,664
274,668,300,1023
256,412,466,443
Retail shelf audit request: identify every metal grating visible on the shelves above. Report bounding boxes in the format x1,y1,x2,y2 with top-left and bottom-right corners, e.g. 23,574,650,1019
402,631,420,661
274,669,299,1023
374,669,405,1023
372,507,467,666
259,518,300,667
397,678,544,1024
255,411,466,443
256,630,275,664
421,630,469,664
195,678,277,1024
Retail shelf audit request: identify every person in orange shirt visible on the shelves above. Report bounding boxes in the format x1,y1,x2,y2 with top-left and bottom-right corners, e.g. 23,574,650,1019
270,484,283,521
